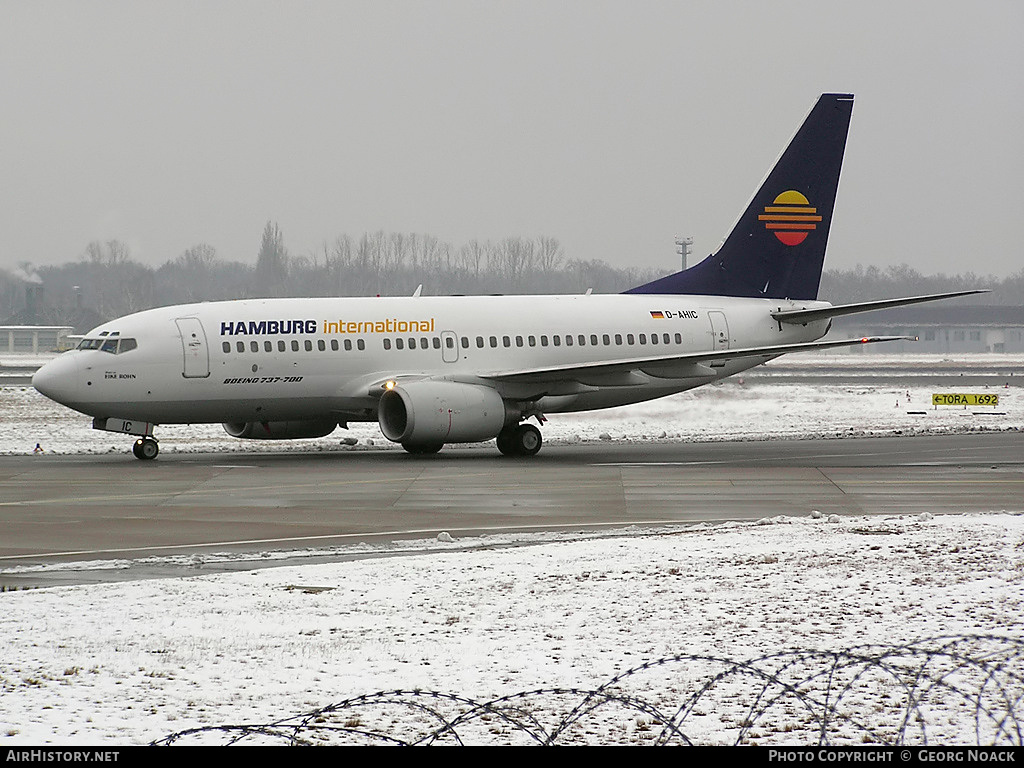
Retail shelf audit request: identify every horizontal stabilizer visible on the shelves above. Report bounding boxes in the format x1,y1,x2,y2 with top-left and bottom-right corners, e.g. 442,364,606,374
772,290,989,325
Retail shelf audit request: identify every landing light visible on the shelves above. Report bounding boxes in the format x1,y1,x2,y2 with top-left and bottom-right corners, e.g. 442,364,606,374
384,380,397,390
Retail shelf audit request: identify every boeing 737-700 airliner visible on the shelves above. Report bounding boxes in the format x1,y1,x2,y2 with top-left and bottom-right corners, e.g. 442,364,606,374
33,94,982,459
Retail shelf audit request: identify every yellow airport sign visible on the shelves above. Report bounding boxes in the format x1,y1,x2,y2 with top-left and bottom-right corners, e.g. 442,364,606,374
932,393,999,407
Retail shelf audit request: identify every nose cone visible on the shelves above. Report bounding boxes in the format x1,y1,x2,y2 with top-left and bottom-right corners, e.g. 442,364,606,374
33,354,81,407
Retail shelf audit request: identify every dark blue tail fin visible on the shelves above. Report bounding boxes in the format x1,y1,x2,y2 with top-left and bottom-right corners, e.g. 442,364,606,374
625,93,853,300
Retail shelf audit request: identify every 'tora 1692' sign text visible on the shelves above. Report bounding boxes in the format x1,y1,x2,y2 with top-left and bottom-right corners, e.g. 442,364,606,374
932,393,999,407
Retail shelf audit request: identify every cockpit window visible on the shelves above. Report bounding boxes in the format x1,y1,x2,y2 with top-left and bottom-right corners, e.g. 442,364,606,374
77,337,138,354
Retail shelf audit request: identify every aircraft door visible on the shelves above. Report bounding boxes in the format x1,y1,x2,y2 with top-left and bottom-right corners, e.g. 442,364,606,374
175,317,210,378
441,331,459,363
708,311,730,350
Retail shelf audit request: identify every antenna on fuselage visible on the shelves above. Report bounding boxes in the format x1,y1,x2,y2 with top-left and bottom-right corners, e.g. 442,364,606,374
412,284,423,297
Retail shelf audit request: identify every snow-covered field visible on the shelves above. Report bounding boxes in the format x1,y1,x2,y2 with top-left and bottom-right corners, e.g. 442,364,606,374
2,514,1022,746
1,355,1022,745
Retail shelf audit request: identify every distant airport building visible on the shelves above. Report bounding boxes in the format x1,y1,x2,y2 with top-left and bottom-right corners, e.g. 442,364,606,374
831,306,1024,354
0,326,75,354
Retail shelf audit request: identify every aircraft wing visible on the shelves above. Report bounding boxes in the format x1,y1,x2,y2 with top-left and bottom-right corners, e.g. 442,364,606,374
481,335,911,384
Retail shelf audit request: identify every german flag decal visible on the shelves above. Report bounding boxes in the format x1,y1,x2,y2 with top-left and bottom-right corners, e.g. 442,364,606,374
759,190,822,246
650,311,665,319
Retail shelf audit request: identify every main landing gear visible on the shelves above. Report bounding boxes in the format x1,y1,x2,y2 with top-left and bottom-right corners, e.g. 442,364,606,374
132,437,159,460
496,423,542,457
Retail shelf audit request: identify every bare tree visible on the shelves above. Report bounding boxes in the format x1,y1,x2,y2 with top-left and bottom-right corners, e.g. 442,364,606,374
536,236,564,273
255,222,289,296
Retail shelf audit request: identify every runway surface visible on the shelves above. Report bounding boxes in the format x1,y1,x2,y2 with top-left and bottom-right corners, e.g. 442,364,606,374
1,431,1021,587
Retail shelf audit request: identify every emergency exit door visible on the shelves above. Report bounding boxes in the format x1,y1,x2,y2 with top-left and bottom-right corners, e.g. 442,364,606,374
175,317,210,378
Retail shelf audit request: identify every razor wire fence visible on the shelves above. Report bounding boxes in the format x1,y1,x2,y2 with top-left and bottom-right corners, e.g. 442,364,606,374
154,634,1023,746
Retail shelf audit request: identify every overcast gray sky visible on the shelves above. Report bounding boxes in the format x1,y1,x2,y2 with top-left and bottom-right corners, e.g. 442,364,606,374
2,1,1022,278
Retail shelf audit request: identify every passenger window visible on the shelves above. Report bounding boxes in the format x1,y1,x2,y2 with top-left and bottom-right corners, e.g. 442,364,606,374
627,334,635,345
603,334,610,345
291,340,299,352
249,341,257,353
222,341,231,353
263,341,271,352
304,340,312,352
541,335,548,347
408,337,416,349
615,334,622,345
396,338,404,350
331,339,339,351
357,339,365,351
674,333,682,344
564,335,572,346
553,336,561,347
318,340,326,351
528,336,536,347
502,336,510,348
344,339,352,351
663,333,670,344
489,336,497,348
639,334,647,345
589,335,597,346
237,341,245,353
650,334,658,345
460,337,469,348
433,337,441,349
445,337,454,349
278,340,286,352
515,336,523,347
476,336,484,348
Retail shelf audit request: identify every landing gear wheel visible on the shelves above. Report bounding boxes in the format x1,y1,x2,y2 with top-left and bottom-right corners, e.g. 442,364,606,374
402,442,443,455
513,424,542,456
497,424,542,456
496,426,518,456
133,438,159,460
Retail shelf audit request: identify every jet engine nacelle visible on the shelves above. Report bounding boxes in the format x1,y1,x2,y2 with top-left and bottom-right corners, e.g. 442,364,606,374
378,381,509,446
222,419,339,440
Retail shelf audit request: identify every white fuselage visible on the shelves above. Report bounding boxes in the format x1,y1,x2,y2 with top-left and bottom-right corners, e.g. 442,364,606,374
33,293,829,427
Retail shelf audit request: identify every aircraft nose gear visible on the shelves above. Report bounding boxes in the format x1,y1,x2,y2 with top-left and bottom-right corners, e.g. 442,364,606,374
132,437,159,460
496,423,543,457
92,418,158,460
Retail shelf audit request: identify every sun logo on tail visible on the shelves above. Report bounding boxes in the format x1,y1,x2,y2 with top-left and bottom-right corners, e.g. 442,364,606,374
759,190,822,246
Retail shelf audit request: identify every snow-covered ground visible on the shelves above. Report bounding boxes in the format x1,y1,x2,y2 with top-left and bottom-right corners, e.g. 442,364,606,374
1,355,1022,745
2,515,1022,746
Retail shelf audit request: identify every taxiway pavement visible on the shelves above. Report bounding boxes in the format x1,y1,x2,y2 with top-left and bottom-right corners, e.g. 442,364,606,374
1,431,1021,587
